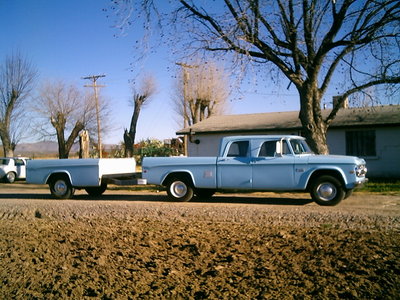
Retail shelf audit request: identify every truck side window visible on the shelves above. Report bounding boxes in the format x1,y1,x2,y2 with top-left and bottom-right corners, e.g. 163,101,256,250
259,141,276,157
227,141,249,157
259,141,291,156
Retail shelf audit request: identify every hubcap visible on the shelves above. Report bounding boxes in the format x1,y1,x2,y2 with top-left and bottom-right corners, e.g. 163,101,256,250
54,180,68,196
170,181,187,198
317,182,337,201
7,173,15,182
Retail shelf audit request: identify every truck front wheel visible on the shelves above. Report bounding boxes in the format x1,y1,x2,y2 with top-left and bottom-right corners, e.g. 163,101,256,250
167,178,194,202
5,172,16,183
49,177,75,199
310,175,345,206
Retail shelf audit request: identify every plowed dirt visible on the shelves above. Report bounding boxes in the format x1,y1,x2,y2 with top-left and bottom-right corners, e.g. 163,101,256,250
1,183,399,299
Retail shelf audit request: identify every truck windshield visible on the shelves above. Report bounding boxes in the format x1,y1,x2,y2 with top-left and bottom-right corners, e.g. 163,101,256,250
289,139,313,154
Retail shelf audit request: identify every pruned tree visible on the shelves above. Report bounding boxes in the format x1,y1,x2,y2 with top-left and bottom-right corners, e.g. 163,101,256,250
109,0,400,154
124,75,156,157
0,52,37,157
175,61,229,127
33,81,107,159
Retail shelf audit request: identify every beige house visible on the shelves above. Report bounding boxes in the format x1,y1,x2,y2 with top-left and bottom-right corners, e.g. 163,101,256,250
177,105,400,178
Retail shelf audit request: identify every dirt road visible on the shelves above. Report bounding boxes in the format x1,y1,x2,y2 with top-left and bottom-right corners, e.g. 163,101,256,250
1,183,399,299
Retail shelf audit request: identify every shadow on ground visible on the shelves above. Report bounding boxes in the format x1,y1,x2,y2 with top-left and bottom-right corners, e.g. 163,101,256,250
0,191,313,206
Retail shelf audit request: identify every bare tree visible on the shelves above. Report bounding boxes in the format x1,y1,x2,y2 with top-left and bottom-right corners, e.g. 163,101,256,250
175,61,229,127
33,81,106,159
110,0,400,154
124,75,156,157
0,52,37,157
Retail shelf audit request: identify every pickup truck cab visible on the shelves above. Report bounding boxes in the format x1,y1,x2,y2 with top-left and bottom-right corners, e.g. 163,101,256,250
0,157,30,183
142,135,367,206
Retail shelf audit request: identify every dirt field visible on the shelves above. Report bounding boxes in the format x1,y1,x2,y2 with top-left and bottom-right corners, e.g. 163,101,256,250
0,183,399,299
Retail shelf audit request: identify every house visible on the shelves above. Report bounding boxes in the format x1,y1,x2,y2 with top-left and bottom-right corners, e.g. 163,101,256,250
176,105,400,178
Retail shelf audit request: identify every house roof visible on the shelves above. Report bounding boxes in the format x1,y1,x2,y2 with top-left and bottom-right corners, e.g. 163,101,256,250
176,105,400,135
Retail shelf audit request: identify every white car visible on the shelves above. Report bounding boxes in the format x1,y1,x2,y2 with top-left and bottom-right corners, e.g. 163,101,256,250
0,157,30,183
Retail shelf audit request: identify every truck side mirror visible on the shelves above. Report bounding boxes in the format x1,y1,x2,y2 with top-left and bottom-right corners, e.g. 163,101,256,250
275,141,283,157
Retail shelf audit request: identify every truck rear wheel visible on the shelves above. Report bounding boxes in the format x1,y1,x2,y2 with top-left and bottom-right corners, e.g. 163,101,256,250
167,178,194,202
85,184,108,196
49,177,75,199
310,175,345,206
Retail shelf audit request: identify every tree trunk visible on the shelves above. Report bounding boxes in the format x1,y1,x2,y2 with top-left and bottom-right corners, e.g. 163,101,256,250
124,129,134,158
79,130,90,159
65,122,84,158
55,127,68,159
298,87,329,155
124,104,141,158
2,143,14,157
0,126,14,157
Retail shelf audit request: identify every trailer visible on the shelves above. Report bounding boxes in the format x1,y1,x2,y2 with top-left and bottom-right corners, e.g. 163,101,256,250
27,158,146,199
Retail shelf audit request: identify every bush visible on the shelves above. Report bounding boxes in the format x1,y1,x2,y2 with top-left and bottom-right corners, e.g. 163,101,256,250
135,139,179,164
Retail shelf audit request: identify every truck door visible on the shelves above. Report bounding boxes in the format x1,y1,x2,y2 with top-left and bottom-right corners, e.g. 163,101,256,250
217,140,252,189
251,140,295,189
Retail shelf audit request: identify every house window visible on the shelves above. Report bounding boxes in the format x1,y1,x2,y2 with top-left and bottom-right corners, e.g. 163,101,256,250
346,130,376,156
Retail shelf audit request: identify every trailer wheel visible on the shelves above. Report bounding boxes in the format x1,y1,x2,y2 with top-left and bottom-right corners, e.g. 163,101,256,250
5,172,16,183
310,175,345,206
85,184,108,196
167,178,194,202
49,176,75,199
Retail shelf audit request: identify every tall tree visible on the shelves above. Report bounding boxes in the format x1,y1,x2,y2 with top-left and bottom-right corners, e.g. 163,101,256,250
33,81,105,159
175,61,229,127
0,52,37,157
110,0,400,154
124,75,156,157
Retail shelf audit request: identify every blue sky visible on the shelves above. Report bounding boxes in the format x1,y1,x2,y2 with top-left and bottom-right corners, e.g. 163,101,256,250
0,0,303,144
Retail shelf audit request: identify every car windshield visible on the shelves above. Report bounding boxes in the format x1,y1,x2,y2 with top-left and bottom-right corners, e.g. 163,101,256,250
289,139,313,154
0,158,10,165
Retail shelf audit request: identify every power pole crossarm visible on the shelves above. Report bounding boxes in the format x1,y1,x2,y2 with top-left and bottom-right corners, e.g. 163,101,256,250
82,74,106,158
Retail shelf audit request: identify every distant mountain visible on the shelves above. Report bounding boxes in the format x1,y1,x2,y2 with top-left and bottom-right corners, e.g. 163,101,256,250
13,141,116,157
14,141,79,157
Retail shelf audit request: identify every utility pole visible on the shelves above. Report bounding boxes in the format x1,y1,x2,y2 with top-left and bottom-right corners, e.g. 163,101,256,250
176,63,199,156
176,63,199,128
83,74,105,158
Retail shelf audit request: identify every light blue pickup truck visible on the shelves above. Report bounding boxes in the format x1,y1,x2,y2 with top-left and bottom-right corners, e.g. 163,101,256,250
142,135,368,206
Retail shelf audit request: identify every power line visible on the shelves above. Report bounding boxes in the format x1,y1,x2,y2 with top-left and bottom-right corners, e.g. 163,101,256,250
83,74,106,158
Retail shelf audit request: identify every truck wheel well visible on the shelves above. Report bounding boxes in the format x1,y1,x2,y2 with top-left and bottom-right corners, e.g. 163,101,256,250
162,172,194,187
307,170,345,191
46,172,71,185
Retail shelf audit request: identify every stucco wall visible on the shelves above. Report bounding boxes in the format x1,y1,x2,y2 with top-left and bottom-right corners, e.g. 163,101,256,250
187,127,400,178
363,127,400,178
187,130,301,157
327,127,400,178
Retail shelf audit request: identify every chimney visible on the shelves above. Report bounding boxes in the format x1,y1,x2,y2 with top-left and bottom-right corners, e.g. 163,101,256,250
333,96,349,109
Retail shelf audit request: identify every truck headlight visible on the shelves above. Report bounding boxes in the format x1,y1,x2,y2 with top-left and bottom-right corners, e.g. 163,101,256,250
355,165,367,177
